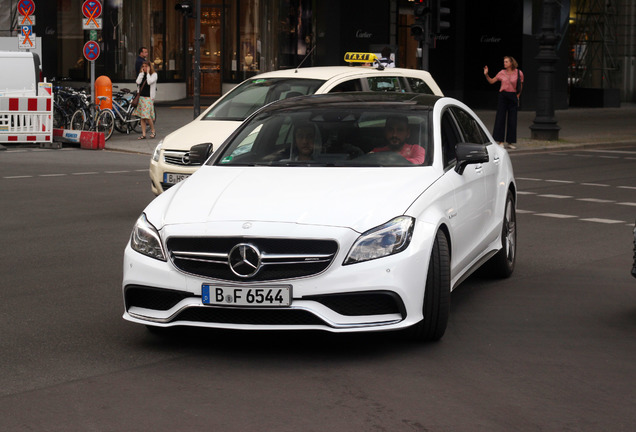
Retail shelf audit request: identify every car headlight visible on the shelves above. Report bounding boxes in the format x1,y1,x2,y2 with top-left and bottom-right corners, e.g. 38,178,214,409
344,216,415,265
151,140,163,162
130,214,166,261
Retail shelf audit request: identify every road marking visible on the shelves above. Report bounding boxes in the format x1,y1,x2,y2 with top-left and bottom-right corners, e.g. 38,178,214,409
38,174,66,177
546,179,575,184
617,202,636,207
516,177,542,181
538,194,572,199
517,191,536,195
535,213,577,219
578,198,615,203
618,186,636,190
581,183,610,187
580,218,624,224
4,175,33,179
72,172,99,175
105,170,131,174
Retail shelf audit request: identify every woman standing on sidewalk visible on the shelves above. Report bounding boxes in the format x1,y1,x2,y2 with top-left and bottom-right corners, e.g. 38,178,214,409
133,61,158,139
484,56,524,149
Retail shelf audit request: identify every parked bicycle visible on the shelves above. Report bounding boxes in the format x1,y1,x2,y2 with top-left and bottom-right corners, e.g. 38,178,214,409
52,86,84,129
70,93,115,140
111,87,140,134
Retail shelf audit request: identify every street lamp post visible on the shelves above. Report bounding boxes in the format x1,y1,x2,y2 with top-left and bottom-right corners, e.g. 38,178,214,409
530,0,561,140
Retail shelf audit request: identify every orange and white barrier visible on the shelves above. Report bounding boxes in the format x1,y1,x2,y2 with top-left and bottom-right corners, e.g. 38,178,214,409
0,95,53,144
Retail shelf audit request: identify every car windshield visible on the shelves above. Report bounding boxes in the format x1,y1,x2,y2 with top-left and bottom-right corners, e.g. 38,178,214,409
202,78,325,121
212,106,432,167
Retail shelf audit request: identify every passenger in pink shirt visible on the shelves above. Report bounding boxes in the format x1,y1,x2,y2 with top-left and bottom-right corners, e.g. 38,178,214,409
484,56,524,149
372,116,426,164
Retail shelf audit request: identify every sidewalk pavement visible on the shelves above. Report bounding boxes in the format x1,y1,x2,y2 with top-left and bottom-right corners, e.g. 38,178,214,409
105,103,636,156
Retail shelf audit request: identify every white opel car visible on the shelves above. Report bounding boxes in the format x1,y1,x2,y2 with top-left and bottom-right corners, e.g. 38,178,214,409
149,60,443,195
126,93,516,341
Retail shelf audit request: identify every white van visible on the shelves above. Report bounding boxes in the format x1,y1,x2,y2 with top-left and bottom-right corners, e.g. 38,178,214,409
0,51,41,96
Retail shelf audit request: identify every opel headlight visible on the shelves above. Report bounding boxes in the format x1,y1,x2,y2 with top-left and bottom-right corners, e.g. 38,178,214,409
130,214,166,261
344,216,415,265
152,140,163,162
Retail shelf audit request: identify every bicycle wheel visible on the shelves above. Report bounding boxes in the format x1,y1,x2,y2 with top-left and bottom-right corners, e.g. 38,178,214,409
70,109,86,131
113,99,128,133
96,109,115,141
53,104,66,129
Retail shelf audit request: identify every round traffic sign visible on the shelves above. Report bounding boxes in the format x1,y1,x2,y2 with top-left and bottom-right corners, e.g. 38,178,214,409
83,41,100,62
17,0,35,15
81,0,102,19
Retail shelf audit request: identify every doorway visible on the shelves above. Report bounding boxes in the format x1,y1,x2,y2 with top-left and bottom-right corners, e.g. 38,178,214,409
188,4,223,97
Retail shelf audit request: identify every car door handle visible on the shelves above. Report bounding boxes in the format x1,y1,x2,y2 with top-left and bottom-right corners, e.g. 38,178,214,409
474,164,483,173
493,156,501,165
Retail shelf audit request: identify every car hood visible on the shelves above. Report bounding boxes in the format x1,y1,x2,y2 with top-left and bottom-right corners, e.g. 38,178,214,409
162,119,242,151
150,166,441,233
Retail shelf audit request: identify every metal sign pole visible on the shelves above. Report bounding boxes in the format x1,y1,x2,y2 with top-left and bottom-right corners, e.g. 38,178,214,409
193,0,201,118
91,60,95,104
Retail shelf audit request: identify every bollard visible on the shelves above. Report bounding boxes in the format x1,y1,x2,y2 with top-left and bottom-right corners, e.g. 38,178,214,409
95,75,112,109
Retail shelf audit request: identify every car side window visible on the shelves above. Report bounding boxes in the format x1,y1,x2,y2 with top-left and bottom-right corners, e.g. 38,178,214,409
367,77,404,92
450,107,490,144
329,79,363,93
441,111,461,169
405,77,434,94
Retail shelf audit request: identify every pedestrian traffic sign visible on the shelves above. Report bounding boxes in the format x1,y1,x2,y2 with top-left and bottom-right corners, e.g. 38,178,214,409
83,41,100,62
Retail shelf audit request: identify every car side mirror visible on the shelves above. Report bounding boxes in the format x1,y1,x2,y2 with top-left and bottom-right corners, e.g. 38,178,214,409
188,142,213,165
454,143,489,175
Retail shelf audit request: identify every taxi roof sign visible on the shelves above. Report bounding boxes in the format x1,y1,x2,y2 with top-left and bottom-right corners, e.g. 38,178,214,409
344,52,378,63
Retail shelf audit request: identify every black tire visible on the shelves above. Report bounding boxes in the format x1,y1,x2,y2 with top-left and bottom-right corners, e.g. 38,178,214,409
485,190,516,278
96,109,115,141
409,229,451,342
53,107,65,129
70,109,85,131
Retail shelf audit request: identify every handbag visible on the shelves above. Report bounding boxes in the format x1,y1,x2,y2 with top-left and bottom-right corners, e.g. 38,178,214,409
516,69,522,94
131,80,146,107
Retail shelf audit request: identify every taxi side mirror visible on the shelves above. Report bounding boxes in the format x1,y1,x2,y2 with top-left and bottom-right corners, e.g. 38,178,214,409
189,142,213,165
455,143,489,175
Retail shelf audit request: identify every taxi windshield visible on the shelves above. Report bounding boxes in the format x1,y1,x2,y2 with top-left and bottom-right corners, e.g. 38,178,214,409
202,78,325,121
212,107,432,168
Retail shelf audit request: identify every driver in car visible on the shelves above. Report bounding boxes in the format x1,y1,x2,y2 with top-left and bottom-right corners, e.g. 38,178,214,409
371,115,426,164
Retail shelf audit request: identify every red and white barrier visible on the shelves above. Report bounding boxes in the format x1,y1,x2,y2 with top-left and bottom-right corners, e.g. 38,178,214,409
0,95,53,144
53,128,105,150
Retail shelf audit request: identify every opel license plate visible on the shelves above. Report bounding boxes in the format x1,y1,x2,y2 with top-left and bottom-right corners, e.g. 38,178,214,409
202,284,291,307
164,172,190,185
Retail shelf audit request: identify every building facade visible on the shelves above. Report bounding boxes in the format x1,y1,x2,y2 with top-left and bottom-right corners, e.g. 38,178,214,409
1,0,634,106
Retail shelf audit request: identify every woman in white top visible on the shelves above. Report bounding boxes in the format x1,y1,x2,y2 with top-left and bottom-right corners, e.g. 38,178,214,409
133,61,158,139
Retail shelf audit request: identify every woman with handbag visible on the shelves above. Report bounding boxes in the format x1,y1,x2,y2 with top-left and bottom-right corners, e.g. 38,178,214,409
483,56,524,149
133,61,158,139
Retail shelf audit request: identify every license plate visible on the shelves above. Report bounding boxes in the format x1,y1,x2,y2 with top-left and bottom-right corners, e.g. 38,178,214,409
202,284,291,307
163,172,190,185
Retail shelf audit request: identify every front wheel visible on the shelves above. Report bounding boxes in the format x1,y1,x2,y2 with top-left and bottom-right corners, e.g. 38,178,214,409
70,109,86,131
409,230,451,342
485,190,517,278
96,109,115,141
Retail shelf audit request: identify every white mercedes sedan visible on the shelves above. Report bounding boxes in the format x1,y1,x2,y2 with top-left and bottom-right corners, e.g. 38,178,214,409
124,93,516,342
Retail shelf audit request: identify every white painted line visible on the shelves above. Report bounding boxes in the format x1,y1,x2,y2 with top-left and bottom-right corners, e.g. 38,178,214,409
3,175,33,179
617,202,636,207
516,177,543,181
581,183,610,187
516,209,535,214
546,180,575,184
538,194,572,199
599,156,620,159
577,198,615,203
535,213,577,219
38,174,66,177
580,218,625,224
517,191,536,195
72,172,99,175
618,186,636,190
105,170,130,174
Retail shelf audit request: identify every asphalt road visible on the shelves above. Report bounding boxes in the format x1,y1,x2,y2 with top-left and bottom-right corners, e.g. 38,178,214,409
1,144,635,431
